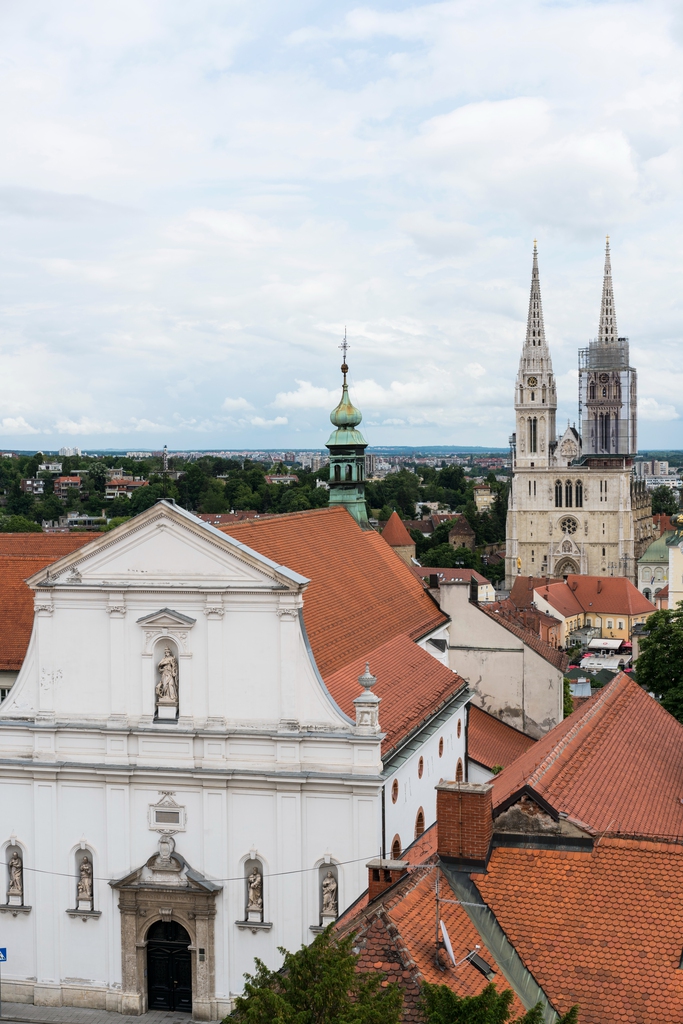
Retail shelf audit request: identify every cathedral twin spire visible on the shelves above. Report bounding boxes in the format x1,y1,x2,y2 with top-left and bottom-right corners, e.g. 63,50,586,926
525,241,548,352
597,237,619,344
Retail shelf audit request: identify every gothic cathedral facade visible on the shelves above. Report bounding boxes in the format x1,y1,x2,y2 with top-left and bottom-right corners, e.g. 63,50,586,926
505,241,652,589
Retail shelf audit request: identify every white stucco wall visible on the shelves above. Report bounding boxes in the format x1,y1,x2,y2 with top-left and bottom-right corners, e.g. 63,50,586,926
437,582,563,738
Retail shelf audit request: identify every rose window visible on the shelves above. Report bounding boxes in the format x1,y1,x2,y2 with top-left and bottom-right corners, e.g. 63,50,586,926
560,517,578,535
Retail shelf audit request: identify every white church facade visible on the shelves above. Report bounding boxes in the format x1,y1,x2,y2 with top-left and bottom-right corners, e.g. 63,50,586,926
0,495,470,1015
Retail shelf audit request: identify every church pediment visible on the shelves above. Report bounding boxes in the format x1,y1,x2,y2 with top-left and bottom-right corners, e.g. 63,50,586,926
26,501,309,593
136,608,197,629
111,836,221,894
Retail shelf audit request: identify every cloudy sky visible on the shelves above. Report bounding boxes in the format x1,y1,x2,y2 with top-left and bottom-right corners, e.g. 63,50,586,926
1,0,683,452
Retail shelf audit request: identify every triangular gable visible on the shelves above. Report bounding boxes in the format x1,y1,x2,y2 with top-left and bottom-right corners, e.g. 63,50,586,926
25,501,309,593
136,608,197,628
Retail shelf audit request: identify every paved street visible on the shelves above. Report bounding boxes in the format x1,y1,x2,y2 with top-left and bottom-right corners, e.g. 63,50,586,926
0,1004,222,1024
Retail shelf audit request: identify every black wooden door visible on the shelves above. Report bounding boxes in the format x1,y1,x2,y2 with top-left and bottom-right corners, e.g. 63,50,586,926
147,921,192,1012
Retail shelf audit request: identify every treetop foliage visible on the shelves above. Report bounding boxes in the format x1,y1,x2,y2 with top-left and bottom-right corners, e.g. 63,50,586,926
636,605,683,723
419,981,578,1024
229,927,402,1024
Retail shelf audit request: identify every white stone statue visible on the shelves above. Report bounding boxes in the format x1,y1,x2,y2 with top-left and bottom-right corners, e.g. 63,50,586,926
156,648,179,705
77,857,93,902
7,850,22,900
321,871,338,917
246,867,263,914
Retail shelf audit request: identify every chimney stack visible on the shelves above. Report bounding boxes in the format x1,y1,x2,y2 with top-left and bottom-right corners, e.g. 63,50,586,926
366,858,409,902
435,782,493,868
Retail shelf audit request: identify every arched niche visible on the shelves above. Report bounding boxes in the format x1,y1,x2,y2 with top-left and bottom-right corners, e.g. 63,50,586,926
4,841,25,909
154,638,180,721
318,861,339,926
244,857,264,923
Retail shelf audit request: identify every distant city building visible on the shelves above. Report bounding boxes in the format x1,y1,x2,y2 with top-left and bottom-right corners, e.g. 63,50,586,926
38,462,62,474
58,446,81,457
126,451,153,459
364,453,376,477
473,483,495,512
638,532,673,603
105,479,149,500
264,474,299,485
53,475,82,499
635,459,670,478
20,478,45,495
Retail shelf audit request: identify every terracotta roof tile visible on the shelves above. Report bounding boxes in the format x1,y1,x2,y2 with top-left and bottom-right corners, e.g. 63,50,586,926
381,512,414,547
411,567,491,586
222,508,447,680
325,634,467,756
467,705,536,771
477,840,683,1024
491,673,683,840
479,605,569,671
0,534,97,670
339,860,525,1020
537,575,655,618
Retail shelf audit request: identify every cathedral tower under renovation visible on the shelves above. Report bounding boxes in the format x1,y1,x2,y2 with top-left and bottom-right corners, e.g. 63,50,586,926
505,241,652,588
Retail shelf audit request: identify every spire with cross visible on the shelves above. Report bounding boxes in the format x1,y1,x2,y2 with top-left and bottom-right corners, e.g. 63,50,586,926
339,328,349,382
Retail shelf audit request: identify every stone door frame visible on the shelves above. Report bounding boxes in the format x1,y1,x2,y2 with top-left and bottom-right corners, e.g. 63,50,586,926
111,857,221,1020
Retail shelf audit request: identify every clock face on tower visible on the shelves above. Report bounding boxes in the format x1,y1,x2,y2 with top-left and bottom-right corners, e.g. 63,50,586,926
527,376,538,387
599,373,609,383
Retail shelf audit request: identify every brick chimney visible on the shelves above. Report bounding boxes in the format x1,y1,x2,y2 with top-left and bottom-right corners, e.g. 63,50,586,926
435,782,493,867
366,858,409,901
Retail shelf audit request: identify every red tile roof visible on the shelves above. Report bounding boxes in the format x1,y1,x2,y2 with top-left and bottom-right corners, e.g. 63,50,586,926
477,839,683,1024
535,575,655,618
467,705,536,771
491,672,683,840
0,534,97,670
222,508,448,680
411,567,491,586
338,853,525,1021
480,605,569,672
509,575,557,611
381,511,414,548
325,634,466,756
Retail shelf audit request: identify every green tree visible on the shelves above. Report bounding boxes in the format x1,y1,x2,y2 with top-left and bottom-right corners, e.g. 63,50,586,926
635,606,683,721
563,678,574,718
6,480,35,518
230,927,402,1024
130,483,165,514
34,495,65,524
199,479,229,513
650,484,679,516
419,981,578,1024
102,516,133,532
0,515,42,532
421,544,478,569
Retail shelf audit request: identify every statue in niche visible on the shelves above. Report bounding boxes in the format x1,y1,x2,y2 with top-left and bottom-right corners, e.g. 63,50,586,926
77,857,93,903
156,648,179,706
246,867,263,914
321,871,338,917
7,850,23,900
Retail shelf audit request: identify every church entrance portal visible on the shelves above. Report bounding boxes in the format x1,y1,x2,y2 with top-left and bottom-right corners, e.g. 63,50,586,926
147,920,192,1012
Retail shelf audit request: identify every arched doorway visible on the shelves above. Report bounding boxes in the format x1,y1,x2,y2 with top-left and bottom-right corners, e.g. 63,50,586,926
147,920,192,1012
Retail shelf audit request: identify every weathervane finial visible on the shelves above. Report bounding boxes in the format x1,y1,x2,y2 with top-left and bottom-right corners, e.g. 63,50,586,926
339,327,349,382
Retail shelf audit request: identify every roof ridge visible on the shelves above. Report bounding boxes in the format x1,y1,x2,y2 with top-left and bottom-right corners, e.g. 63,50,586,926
480,604,567,670
524,674,628,790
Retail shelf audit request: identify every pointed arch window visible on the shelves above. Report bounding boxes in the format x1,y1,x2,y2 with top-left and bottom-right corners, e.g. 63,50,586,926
528,418,537,454
555,480,563,507
565,480,573,508
575,481,583,508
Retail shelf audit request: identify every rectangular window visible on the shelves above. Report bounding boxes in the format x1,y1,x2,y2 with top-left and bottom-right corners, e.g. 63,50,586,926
607,620,613,629
618,620,624,630
154,810,181,825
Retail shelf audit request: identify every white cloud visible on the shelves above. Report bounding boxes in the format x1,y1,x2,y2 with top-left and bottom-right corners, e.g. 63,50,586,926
639,398,680,422
250,415,288,428
0,416,40,434
0,1,681,448
222,397,253,412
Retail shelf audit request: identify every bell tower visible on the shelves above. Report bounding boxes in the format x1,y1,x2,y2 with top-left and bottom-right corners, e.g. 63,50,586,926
513,242,557,469
326,335,370,528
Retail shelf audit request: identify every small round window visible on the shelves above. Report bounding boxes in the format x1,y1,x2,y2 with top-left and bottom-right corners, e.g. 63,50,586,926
438,737,444,758
418,756,424,779
457,719,462,739
391,779,399,804
560,517,578,535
